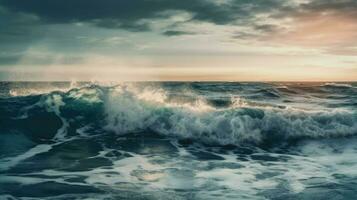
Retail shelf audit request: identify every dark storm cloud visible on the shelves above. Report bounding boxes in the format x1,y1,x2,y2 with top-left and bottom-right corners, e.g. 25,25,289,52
0,0,289,65
300,0,357,13
1,0,357,34
0,7,85,66
0,0,286,30
0,7,44,65
0,7,41,42
1,0,357,66
271,0,357,19
162,30,194,36
232,32,258,40
254,24,279,33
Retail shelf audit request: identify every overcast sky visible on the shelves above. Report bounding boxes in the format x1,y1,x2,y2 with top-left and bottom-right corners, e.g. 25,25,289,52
0,0,357,81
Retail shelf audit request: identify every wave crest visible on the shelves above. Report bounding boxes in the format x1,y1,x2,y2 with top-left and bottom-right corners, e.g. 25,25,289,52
103,85,357,145
3,83,357,146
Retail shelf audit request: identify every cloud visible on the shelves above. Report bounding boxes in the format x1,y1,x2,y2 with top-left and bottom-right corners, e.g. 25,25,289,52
1,0,357,38
1,0,357,67
0,7,44,65
162,30,195,36
0,0,291,65
300,0,357,15
256,0,357,55
254,24,279,33
0,0,286,31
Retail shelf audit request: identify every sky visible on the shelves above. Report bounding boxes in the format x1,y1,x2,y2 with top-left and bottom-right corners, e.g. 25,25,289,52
0,0,357,81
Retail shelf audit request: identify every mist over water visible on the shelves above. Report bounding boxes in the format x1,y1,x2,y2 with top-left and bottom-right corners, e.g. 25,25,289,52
0,82,357,199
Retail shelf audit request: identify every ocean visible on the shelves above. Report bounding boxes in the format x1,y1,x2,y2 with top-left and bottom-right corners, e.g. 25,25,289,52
0,82,356,199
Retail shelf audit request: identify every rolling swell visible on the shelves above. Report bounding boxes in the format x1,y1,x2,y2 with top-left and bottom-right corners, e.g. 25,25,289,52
104,87,357,146
1,83,356,147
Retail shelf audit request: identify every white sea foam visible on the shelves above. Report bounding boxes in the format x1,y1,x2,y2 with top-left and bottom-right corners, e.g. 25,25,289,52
322,83,354,88
8,81,80,97
103,85,357,145
0,144,52,171
44,94,69,141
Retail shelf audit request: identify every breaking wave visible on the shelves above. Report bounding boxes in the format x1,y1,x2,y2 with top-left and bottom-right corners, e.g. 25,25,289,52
1,83,356,147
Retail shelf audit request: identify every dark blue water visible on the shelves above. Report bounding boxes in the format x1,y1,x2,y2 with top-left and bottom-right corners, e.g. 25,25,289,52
0,82,357,199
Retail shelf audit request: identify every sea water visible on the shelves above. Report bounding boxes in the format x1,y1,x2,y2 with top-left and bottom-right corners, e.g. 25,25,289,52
0,82,356,199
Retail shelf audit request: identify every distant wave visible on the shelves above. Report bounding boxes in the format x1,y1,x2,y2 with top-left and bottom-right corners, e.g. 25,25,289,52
322,83,354,88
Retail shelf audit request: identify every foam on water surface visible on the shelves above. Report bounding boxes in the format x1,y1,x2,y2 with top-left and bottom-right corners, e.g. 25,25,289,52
0,82,357,199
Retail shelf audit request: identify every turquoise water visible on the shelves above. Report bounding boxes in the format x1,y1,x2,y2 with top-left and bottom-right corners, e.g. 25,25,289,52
0,82,357,199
